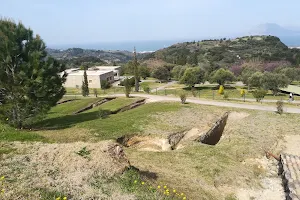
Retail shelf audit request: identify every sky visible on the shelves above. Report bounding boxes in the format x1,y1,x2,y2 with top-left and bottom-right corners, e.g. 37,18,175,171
1,0,300,46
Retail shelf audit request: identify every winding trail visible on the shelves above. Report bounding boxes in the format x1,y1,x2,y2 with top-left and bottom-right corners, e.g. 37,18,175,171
109,93,300,114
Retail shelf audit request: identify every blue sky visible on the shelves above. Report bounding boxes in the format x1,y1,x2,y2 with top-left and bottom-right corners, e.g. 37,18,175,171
1,0,299,45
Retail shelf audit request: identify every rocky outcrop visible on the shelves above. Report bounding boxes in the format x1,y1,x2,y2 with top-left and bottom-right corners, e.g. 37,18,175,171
198,112,229,145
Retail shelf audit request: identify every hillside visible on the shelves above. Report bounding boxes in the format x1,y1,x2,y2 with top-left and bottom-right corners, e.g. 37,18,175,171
46,48,134,67
143,35,300,67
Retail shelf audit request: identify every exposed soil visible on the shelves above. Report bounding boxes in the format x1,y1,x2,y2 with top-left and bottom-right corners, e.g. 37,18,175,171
235,157,285,200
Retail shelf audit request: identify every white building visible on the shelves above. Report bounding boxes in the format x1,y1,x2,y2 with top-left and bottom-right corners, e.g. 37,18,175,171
63,69,114,89
89,66,121,80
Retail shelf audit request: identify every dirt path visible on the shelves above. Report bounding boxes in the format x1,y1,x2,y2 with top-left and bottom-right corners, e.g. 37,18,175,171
109,93,300,114
230,97,300,104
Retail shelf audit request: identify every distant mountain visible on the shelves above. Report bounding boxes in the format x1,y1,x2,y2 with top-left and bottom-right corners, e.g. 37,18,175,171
249,23,300,36
249,23,300,46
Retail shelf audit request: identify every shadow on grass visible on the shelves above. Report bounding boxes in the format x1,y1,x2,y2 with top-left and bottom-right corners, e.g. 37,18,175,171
33,110,106,130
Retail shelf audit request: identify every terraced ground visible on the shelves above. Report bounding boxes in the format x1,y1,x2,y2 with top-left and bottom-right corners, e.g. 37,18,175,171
1,97,300,199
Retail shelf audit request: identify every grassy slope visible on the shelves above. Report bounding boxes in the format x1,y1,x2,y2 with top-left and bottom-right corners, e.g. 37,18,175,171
0,122,45,142
79,102,180,140
1,98,300,199
85,97,143,113
48,97,103,117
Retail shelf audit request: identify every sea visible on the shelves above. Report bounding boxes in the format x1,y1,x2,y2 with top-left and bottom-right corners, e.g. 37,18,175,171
47,40,188,52
47,36,300,52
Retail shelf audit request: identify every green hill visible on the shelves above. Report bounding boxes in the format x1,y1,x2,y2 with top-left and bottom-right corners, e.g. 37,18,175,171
143,35,300,67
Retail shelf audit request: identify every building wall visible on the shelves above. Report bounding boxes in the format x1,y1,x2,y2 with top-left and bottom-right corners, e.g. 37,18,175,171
64,71,114,88
100,71,114,84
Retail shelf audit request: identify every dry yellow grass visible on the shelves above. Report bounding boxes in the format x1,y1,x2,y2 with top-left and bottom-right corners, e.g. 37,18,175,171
0,141,132,200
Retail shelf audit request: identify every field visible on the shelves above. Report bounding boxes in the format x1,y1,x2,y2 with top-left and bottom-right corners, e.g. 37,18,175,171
1,97,300,199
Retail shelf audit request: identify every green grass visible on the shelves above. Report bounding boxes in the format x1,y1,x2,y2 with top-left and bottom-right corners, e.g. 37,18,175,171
0,122,45,142
80,102,181,140
48,97,103,117
65,87,125,95
85,97,143,113
140,81,165,89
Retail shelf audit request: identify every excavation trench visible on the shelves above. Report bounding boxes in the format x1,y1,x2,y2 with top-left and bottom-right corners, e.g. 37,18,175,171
73,97,116,114
74,98,146,115
117,112,230,151
57,99,78,105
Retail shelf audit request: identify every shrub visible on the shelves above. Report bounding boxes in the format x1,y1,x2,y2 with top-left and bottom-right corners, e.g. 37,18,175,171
143,86,150,94
93,88,98,97
252,89,267,102
240,89,246,97
100,80,111,89
120,77,135,87
98,109,110,119
191,88,197,97
179,92,187,104
123,78,132,98
223,92,229,100
218,85,224,95
276,101,284,114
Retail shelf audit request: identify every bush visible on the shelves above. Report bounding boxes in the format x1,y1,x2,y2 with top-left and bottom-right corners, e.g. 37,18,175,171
123,78,132,98
120,77,135,87
179,92,187,104
143,86,150,94
276,101,284,114
100,80,111,89
93,88,98,97
252,89,267,102
240,89,246,97
218,85,224,95
98,109,110,119
191,87,197,97
223,92,229,100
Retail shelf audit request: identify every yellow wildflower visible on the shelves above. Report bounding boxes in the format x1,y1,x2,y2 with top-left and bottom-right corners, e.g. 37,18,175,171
173,189,176,193
1,189,5,194
0,176,4,180
181,193,184,196
6,118,8,121
183,197,186,200
141,182,145,185
56,197,61,200
134,180,137,184
157,185,161,189
63,197,67,200
164,185,167,189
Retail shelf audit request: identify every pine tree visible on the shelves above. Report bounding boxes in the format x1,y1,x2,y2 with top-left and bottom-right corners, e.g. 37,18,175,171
0,19,66,128
133,47,140,92
82,68,89,96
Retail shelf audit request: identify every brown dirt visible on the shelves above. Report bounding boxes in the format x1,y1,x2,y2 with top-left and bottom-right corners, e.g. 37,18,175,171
0,141,133,200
